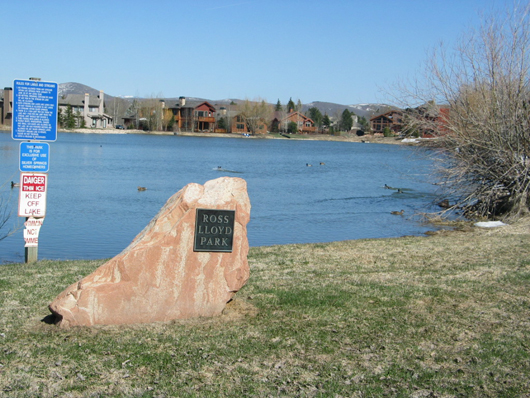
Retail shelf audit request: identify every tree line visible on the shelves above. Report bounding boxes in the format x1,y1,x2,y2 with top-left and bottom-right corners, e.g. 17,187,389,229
56,93,371,135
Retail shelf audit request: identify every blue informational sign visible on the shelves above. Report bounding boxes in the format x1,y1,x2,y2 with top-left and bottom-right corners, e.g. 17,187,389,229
19,142,50,172
12,79,58,142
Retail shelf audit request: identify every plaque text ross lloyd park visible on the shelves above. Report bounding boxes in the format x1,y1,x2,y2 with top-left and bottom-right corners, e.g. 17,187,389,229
194,209,235,252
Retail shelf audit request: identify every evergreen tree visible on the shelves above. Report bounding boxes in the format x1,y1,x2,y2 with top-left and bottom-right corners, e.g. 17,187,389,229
308,107,323,130
287,98,295,113
287,121,298,134
275,99,282,112
339,109,353,131
270,119,280,133
358,116,369,132
296,99,303,113
76,110,86,128
57,108,64,128
168,115,176,131
323,114,331,128
65,105,76,129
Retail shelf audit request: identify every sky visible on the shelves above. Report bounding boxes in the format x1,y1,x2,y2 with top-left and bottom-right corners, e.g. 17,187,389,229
2,0,520,105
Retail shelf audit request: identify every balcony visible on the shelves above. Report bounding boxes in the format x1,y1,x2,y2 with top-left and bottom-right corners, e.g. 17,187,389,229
197,116,215,123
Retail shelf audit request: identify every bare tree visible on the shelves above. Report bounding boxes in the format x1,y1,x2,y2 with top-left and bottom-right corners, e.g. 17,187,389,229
0,181,22,241
138,94,165,131
398,3,530,220
106,97,131,127
273,99,287,133
239,99,273,135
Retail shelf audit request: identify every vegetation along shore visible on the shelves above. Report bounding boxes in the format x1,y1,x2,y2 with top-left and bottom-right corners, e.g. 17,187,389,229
0,125,411,145
1,217,529,397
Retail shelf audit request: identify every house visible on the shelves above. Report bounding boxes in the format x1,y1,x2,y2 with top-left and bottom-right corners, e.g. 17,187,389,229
272,111,316,133
370,110,403,135
166,97,216,132
213,107,268,135
406,103,450,138
1,87,13,126
234,114,268,135
122,114,137,129
213,107,232,133
59,91,113,128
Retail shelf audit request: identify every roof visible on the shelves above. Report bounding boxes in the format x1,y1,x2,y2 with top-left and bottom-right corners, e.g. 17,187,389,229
369,110,403,122
280,111,315,124
58,94,101,107
217,110,240,118
165,100,216,111
88,113,113,120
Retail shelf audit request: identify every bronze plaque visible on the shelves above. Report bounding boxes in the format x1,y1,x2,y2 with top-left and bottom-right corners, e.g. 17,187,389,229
194,209,235,252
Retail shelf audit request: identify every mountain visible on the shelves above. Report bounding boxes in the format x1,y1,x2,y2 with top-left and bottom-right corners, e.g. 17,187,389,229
303,101,397,119
55,83,395,120
59,82,116,101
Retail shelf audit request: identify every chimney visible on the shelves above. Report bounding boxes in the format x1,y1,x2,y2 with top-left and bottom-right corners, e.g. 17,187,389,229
3,87,13,125
99,90,104,114
179,96,186,106
84,92,89,113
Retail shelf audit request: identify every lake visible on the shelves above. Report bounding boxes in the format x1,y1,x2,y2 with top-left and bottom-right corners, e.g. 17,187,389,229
0,132,440,264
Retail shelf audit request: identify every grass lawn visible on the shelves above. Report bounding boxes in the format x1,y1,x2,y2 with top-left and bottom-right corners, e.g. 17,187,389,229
1,218,529,397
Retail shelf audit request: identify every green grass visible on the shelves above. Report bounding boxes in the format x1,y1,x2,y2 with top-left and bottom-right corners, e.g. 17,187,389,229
1,220,530,397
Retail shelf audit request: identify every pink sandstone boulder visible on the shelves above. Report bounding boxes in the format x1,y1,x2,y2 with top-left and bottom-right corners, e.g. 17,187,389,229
49,177,251,327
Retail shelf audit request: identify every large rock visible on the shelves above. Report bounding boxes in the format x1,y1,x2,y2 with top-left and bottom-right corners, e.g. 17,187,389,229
49,177,251,327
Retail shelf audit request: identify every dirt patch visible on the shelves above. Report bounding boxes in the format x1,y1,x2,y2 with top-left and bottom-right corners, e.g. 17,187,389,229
222,298,259,320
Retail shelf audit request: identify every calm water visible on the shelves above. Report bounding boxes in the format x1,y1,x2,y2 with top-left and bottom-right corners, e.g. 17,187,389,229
0,132,439,263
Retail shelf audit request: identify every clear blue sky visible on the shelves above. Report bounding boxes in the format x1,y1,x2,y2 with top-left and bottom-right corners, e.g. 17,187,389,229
3,0,517,105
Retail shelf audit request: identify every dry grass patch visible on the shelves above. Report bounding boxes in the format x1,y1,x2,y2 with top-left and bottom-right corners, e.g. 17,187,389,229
1,218,529,396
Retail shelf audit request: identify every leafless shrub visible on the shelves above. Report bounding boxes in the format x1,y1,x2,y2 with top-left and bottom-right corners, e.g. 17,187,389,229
0,180,22,241
398,3,530,220
239,98,273,135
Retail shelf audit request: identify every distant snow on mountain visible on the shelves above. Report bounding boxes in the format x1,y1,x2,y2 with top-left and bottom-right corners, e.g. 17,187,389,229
53,82,397,120
58,82,116,100
304,101,395,119
59,82,97,96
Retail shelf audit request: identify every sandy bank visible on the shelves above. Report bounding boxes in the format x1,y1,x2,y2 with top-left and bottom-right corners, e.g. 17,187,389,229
2,125,427,145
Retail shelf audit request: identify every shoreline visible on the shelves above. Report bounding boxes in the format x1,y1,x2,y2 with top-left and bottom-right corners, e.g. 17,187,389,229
1,125,420,145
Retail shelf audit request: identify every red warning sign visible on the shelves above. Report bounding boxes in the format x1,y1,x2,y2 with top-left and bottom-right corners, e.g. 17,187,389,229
18,173,48,217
